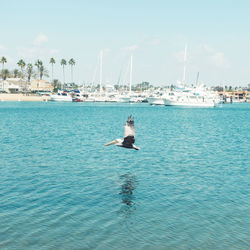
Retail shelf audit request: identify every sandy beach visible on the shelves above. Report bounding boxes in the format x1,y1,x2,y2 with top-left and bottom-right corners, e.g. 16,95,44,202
0,94,50,102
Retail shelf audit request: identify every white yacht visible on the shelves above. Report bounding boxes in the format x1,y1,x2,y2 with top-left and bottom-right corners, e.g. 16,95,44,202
147,91,168,105
107,93,131,103
84,95,96,102
94,94,107,102
147,97,165,105
129,94,146,103
164,88,218,107
50,90,72,102
118,94,131,103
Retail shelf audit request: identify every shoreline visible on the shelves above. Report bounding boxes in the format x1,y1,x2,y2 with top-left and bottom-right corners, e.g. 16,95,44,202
0,94,50,102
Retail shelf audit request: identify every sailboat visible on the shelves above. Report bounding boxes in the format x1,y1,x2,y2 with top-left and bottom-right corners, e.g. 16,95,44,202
164,46,218,107
115,55,132,103
94,50,107,102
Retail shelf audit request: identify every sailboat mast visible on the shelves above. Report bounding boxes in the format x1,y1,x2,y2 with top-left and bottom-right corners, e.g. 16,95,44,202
99,50,103,93
195,72,200,86
129,55,133,93
91,53,99,90
182,45,187,85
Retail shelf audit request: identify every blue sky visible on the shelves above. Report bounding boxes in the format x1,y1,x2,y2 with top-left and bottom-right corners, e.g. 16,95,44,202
1,0,250,86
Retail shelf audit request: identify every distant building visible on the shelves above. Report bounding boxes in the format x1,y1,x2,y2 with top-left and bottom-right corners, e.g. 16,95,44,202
0,78,24,93
218,90,249,102
30,80,53,91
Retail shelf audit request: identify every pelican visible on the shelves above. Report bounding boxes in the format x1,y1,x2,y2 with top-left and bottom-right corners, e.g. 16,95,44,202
104,115,140,150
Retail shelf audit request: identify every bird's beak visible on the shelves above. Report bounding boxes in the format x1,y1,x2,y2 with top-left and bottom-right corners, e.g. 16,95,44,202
104,140,116,146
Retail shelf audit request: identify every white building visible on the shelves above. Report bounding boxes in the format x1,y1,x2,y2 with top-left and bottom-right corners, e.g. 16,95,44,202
0,79,23,93
30,80,53,91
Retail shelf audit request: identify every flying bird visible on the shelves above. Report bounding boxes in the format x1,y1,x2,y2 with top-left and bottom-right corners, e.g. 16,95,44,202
104,115,140,150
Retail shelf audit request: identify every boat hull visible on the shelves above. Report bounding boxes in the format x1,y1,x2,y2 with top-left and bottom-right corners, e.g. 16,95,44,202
50,95,72,102
147,98,165,105
119,97,130,103
164,99,216,107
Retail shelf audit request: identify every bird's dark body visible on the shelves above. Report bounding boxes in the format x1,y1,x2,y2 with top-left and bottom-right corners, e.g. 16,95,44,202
122,135,135,148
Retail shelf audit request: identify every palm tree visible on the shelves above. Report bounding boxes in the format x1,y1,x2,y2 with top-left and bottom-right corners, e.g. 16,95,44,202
33,60,49,80
0,68,10,91
1,56,7,70
49,58,56,83
13,69,20,78
52,79,61,90
26,63,34,82
1,57,7,80
1,69,10,80
60,59,67,88
39,65,49,80
68,58,75,83
17,59,26,78
35,59,42,79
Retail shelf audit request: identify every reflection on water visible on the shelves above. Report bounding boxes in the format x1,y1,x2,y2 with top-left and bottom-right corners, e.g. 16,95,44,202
119,173,138,217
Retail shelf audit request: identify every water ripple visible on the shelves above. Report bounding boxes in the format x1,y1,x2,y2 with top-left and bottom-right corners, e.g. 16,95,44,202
0,102,249,249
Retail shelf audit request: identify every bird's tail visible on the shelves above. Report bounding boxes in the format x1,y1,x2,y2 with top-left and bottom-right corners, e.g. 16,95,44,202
133,145,140,150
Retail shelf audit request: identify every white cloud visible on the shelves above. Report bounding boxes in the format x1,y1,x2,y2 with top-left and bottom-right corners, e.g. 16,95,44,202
33,32,49,46
14,32,59,62
202,44,230,68
17,46,59,60
123,44,138,51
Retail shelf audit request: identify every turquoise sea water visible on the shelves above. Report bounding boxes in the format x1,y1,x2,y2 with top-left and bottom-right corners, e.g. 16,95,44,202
0,102,249,249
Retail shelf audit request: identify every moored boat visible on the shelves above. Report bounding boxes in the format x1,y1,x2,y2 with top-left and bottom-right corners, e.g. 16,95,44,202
164,88,218,107
50,90,72,102
147,97,165,105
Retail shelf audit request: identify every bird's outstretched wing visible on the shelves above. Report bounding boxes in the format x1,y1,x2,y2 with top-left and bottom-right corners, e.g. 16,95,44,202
123,115,135,147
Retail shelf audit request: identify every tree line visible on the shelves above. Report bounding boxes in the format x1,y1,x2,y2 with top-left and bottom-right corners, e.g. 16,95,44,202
0,56,76,86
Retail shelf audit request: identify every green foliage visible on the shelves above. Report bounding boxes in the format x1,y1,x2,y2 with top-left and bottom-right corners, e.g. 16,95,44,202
0,69,10,80
52,79,61,91
33,60,49,80
35,59,43,69
213,86,224,92
1,56,7,71
1,56,7,64
49,58,56,64
17,60,26,78
26,63,34,82
68,58,75,65
60,59,67,65
134,81,151,91
17,59,26,68
39,65,49,80
13,69,21,78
